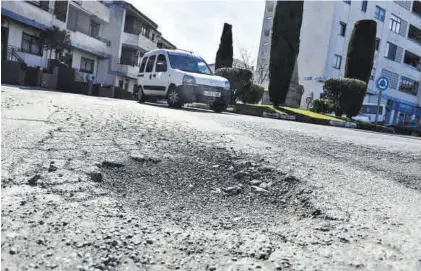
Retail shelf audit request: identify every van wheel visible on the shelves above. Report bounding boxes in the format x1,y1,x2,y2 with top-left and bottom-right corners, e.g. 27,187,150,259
138,87,146,103
167,86,183,108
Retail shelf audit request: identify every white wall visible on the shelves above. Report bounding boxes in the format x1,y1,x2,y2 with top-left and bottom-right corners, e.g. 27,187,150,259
2,1,55,28
72,49,98,81
3,20,48,68
78,1,110,23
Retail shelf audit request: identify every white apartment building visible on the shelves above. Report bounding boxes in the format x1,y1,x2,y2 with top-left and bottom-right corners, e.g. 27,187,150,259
1,0,174,93
256,0,421,125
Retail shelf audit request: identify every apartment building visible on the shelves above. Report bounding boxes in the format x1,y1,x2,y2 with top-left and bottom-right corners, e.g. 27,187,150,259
1,0,175,93
96,1,167,93
256,0,421,125
2,0,111,81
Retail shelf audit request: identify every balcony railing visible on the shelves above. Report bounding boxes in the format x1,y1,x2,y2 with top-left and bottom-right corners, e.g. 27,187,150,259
118,58,139,67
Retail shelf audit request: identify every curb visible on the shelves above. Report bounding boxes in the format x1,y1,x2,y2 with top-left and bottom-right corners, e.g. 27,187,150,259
262,111,296,121
187,103,210,110
329,120,357,128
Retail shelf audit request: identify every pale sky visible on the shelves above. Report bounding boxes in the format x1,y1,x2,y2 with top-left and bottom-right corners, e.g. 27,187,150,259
130,0,265,65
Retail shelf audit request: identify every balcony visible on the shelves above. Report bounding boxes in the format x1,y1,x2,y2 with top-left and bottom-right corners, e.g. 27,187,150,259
121,32,157,51
70,31,110,56
115,60,139,79
71,0,110,23
412,0,421,19
408,24,421,46
1,1,55,28
67,5,110,49
403,50,421,72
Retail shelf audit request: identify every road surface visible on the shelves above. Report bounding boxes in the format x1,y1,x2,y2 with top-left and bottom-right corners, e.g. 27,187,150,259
2,86,421,271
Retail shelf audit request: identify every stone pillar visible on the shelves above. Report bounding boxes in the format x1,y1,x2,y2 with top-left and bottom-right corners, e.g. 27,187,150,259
111,85,115,98
88,82,93,96
388,110,395,126
285,59,304,108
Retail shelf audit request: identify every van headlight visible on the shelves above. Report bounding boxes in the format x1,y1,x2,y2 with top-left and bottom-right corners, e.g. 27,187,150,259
223,80,230,90
183,75,197,86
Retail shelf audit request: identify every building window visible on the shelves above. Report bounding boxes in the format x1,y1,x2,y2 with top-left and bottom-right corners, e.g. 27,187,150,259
361,0,367,12
80,57,94,73
374,6,386,21
385,42,398,61
389,14,401,33
124,82,128,91
343,0,351,5
399,76,419,96
375,38,380,51
118,80,123,88
339,22,347,36
333,54,342,69
90,20,100,38
151,33,156,42
21,33,42,56
120,46,139,66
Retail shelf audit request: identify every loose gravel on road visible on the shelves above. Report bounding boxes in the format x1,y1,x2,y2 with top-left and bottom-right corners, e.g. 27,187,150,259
2,86,421,271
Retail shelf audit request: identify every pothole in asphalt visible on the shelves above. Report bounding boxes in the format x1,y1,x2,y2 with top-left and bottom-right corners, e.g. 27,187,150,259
97,146,317,220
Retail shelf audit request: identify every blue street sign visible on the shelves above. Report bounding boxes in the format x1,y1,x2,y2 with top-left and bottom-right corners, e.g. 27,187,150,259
376,76,389,91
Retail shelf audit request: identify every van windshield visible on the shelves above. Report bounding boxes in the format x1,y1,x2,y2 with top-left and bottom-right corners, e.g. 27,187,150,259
360,105,383,115
168,53,212,75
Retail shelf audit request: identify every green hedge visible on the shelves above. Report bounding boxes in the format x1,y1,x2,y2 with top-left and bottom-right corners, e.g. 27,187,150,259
215,23,233,70
268,1,303,106
215,68,253,104
323,78,367,118
345,20,377,84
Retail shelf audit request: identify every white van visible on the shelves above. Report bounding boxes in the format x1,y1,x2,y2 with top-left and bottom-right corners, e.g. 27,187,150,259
353,103,386,123
137,49,231,112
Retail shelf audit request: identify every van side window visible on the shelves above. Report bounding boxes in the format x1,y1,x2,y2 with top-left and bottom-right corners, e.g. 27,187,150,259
155,54,167,72
145,55,156,72
139,57,148,72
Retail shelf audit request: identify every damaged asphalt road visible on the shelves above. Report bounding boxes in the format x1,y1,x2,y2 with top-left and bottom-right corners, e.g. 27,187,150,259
1,86,421,271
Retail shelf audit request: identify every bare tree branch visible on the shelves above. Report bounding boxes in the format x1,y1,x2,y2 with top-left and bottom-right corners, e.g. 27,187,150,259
238,47,254,71
255,48,269,85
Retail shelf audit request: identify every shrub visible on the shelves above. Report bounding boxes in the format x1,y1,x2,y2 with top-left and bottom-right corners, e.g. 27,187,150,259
311,99,334,113
323,78,367,118
339,79,367,118
215,23,233,70
240,83,264,104
268,1,304,106
215,68,253,104
345,20,377,84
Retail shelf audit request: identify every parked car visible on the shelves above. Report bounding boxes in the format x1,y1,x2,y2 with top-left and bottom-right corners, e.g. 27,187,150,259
352,103,386,123
137,49,231,113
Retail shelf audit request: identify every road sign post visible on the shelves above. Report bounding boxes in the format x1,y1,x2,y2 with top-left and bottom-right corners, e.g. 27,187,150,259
375,77,389,127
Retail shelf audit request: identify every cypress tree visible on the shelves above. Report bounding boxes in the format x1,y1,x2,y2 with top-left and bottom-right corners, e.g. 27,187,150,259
268,1,303,106
345,20,377,84
215,23,233,70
